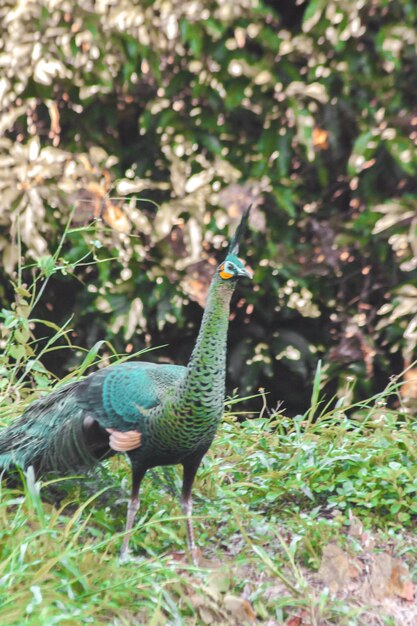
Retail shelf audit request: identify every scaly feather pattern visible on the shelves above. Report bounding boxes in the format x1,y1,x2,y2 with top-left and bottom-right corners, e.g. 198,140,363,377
0,207,252,562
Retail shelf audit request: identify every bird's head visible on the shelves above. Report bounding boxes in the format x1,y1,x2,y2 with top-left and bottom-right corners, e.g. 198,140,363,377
217,204,253,282
217,254,252,281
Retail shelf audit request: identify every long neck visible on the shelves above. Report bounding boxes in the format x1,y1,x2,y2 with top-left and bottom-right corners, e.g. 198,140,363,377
176,275,235,414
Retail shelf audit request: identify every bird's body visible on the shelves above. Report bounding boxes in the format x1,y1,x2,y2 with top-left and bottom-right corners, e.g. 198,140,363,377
0,363,187,474
0,208,252,561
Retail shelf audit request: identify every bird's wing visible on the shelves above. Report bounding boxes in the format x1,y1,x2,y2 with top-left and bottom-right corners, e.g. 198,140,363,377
76,361,186,437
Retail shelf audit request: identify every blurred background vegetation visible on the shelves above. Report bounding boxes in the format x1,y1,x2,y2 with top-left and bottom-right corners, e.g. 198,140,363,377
1,0,417,415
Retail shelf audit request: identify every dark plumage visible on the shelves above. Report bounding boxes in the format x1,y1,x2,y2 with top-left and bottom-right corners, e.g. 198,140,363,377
0,206,252,561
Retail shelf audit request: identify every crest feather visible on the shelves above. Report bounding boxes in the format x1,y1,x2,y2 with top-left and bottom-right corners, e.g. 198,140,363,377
227,204,252,256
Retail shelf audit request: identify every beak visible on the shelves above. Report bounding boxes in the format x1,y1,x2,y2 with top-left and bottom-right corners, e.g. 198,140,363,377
237,266,253,279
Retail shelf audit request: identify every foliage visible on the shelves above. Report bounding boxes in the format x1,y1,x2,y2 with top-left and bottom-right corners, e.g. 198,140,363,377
2,0,417,409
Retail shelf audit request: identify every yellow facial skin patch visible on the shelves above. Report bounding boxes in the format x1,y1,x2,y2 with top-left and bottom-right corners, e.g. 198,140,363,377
219,264,234,280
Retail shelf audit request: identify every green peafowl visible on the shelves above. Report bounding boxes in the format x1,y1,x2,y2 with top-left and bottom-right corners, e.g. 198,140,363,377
0,206,252,562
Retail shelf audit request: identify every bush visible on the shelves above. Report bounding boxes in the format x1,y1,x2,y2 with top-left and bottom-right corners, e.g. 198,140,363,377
1,0,417,412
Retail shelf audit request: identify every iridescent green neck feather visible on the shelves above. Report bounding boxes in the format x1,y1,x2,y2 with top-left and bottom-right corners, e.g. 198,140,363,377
151,274,236,452
180,275,234,409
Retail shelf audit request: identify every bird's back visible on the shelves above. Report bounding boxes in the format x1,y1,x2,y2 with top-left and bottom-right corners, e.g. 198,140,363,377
76,361,187,428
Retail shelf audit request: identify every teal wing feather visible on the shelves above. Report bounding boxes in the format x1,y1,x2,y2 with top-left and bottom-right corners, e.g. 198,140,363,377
76,361,186,429
0,362,186,473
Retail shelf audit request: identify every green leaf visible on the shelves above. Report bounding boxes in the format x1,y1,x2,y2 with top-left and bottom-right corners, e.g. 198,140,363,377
77,340,106,374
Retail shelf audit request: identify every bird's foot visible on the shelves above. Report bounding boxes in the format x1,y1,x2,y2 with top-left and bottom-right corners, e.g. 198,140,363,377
119,546,136,564
119,550,144,565
166,547,202,566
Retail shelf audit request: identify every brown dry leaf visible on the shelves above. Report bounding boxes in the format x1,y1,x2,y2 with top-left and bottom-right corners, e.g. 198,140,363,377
284,609,311,626
389,559,415,602
188,586,228,625
166,547,208,567
368,553,415,601
198,606,216,625
228,202,241,218
182,277,209,307
47,100,61,145
86,180,110,199
224,595,256,623
166,550,187,563
368,553,394,600
188,593,214,622
78,153,95,173
103,202,131,233
313,127,329,150
348,559,363,580
398,578,415,602
401,368,417,399
207,567,233,594
182,261,213,307
317,543,351,593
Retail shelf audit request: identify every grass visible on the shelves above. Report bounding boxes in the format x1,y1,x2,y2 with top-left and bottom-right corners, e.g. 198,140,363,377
1,390,417,625
1,235,417,624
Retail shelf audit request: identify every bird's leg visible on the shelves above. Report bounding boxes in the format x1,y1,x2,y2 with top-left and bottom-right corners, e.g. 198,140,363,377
120,470,145,560
181,492,195,554
181,455,204,565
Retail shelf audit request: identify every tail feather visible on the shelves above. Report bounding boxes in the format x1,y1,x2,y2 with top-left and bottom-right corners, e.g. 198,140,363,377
0,382,103,475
